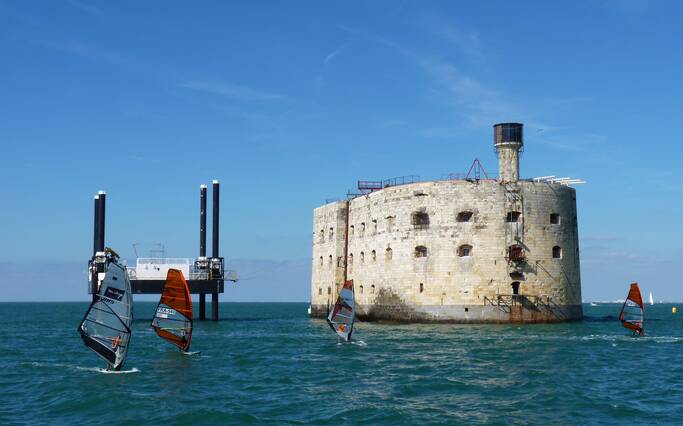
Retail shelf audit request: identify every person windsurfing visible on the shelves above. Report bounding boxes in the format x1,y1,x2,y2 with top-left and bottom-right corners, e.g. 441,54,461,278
327,280,355,343
619,282,645,337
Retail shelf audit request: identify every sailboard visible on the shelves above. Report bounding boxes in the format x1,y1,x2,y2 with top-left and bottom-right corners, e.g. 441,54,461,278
151,269,193,352
619,282,644,336
78,253,133,371
327,280,355,342
649,291,654,306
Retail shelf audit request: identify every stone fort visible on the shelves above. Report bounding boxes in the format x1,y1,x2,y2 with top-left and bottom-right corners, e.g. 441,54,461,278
310,123,582,323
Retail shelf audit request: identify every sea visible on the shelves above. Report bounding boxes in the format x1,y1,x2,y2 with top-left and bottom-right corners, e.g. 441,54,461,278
1,302,681,425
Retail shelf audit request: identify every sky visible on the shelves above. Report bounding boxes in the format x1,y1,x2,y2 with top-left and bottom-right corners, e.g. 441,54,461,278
1,0,682,302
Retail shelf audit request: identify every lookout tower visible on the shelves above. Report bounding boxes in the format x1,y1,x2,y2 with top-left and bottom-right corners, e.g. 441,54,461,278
494,122,523,182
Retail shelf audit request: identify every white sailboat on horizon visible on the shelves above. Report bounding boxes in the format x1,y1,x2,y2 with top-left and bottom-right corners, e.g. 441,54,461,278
649,291,654,306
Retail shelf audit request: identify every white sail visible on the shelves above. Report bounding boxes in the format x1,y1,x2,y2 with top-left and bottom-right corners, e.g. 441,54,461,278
649,291,654,306
79,259,133,370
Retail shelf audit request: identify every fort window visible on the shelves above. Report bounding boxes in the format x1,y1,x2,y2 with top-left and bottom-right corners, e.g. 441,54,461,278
412,211,430,229
553,246,562,259
328,255,333,266
419,283,424,293
386,216,395,232
511,281,520,295
385,247,393,260
360,285,364,294
320,229,325,243
372,219,378,234
318,288,322,295
457,211,473,222
329,227,334,241
506,211,521,222
327,286,331,295
371,284,375,294
360,222,366,234
458,244,473,257
550,213,561,224
319,256,323,267
507,244,526,261
371,250,377,261
350,225,355,237
348,253,353,264
415,245,428,258
360,251,365,263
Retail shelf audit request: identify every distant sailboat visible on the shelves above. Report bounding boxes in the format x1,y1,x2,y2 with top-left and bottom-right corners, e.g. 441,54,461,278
649,291,654,306
327,280,355,342
619,283,644,336
151,269,193,352
78,249,133,371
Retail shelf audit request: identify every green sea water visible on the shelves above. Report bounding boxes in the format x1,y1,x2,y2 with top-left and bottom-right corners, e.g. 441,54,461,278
1,302,682,425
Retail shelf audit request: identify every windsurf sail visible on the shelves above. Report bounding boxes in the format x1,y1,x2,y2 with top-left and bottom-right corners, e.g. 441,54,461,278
78,257,133,371
151,269,193,351
649,291,654,306
619,282,644,336
327,280,355,342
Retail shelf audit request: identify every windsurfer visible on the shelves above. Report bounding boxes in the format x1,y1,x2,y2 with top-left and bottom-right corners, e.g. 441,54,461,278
111,334,122,350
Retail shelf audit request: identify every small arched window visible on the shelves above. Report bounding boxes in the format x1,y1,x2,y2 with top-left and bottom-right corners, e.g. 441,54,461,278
327,286,331,295
415,246,428,258
506,211,521,222
360,222,366,234
412,211,430,229
550,213,561,225
371,284,375,293
319,256,323,266
553,246,562,259
458,244,472,257
359,285,364,294
348,253,353,264
360,251,365,263
328,255,333,267
320,229,325,242
372,219,378,234
385,247,393,260
457,211,473,222
419,283,424,293
329,227,334,241
350,225,355,237
371,250,376,261
386,216,395,232
318,287,322,295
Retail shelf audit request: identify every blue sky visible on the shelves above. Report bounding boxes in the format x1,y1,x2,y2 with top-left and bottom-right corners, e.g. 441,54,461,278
1,0,681,301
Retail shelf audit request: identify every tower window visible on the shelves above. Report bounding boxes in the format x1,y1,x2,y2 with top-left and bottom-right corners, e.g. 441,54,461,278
360,251,365,263
415,246,428,258
386,216,395,232
329,227,334,241
360,222,366,234
506,211,521,222
371,284,375,294
553,246,562,259
385,247,393,260
419,283,424,293
350,225,355,237
458,244,473,257
360,285,364,294
550,213,561,225
318,288,322,295
372,219,378,234
320,229,325,242
412,211,430,229
457,211,473,222
327,286,331,295
319,256,323,267
348,253,353,264
371,250,376,261
328,255,333,266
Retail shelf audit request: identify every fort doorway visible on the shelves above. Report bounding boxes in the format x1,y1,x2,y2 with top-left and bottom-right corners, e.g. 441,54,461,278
511,281,520,295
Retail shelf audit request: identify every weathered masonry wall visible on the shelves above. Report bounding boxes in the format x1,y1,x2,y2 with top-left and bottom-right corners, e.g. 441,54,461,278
310,179,582,323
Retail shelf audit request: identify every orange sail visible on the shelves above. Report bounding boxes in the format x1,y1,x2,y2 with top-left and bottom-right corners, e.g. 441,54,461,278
151,269,193,351
619,282,644,336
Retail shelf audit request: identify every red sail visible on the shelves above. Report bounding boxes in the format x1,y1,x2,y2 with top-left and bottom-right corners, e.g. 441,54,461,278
619,282,644,336
151,269,193,351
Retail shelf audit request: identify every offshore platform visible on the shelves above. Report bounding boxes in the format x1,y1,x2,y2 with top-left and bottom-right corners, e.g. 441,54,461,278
88,181,238,321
